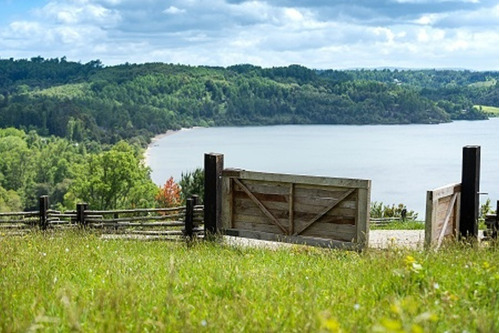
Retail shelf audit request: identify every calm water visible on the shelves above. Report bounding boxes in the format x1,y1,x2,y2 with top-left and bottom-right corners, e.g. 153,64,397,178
147,118,499,217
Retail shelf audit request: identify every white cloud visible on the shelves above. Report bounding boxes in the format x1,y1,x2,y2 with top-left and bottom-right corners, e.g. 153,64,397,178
163,6,185,14
0,0,497,70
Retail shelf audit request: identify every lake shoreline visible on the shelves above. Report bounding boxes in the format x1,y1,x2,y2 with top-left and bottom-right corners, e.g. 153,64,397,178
145,119,498,217
144,127,202,165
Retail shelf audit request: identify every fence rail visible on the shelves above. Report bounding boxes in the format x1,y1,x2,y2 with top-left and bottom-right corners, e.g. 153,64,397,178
0,195,204,240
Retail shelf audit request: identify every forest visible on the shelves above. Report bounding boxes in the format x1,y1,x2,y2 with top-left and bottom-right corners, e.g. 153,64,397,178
0,57,498,211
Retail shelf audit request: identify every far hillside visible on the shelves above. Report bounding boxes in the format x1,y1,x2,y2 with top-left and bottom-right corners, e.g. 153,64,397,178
0,57,497,146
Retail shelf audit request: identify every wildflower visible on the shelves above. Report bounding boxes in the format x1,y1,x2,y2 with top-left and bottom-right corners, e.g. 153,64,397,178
353,304,360,311
390,303,402,315
411,323,424,333
380,318,402,331
200,320,207,327
65,248,69,253
405,255,416,265
318,311,342,332
433,283,440,290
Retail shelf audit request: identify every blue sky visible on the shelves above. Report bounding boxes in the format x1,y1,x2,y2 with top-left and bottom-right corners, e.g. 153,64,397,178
0,0,498,70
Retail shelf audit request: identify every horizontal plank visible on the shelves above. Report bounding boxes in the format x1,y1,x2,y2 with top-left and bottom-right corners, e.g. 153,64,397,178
294,197,356,210
0,224,32,229
232,212,356,240
234,180,291,196
85,221,185,227
84,215,184,223
295,222,356,241
223,170,371,189
233,198,356,223
0,219,37,224
223,229,361,251
234,189,288,204
85,206,185,215
233,219,286,235
233,198,356,219
233,180,359,204
0,211,38,217
429,183,461,200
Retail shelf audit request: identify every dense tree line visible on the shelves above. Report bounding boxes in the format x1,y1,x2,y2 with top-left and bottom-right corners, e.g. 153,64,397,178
0,58,496,146
0,127,206,211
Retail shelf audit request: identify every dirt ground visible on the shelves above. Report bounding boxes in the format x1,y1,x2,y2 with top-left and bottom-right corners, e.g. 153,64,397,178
368,230,425,249
224,230,487,250
224,230,426,250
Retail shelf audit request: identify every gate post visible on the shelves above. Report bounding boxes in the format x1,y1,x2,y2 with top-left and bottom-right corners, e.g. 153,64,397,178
39,195,49,231
184,197,194,239
459,145,480,240
76,203,88,227
204,153,224,238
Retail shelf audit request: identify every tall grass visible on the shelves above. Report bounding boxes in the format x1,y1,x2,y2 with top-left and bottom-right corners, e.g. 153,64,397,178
1,231,498,332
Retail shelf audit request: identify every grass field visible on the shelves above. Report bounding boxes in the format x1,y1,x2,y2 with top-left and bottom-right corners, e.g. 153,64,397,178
474,105,499,117
0,231,498,332
370,220,425,230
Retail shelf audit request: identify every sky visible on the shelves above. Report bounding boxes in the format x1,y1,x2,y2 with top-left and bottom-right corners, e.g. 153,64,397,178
0,0,498,70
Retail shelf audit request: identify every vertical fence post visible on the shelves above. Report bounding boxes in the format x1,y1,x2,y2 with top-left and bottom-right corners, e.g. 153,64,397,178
184,197,194,239
204,153,224,238
191,195,199,207
77,203,88,227
39,195,49,231
459,145,480,240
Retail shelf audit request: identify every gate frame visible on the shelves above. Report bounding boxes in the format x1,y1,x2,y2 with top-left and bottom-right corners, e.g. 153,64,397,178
425,183,461,249
220,168,371,250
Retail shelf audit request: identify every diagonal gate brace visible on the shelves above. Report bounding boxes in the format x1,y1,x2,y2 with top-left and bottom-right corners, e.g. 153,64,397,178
293,188,355,236
233,178,289,234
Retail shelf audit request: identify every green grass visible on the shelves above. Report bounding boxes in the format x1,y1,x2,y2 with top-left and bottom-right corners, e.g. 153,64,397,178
370,220,425,230
474,105,499,117
1,231,498,332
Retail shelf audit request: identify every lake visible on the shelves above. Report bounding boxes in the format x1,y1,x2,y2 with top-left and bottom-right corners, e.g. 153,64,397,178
146,118,499,218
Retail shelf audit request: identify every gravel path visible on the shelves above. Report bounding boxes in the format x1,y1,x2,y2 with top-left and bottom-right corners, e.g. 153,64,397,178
368,230,425,249
223,230,427,250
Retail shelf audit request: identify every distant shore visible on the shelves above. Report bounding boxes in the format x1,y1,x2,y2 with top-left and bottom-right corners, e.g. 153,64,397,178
144,127,202,165
143,129,181,165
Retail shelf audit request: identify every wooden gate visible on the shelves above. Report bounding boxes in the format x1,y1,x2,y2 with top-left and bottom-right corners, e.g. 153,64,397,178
221,169,371,250
425,183,461,249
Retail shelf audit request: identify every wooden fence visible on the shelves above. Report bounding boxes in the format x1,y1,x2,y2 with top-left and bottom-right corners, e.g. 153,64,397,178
425,183,461,249
220,169,371,250
0,195,203,239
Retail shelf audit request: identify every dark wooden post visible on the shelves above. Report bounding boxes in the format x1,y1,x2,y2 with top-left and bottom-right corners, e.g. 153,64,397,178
191,195,199,207
459,145,480,240
77,203,88,227
204,153,224,238
39,195,49,231
184,197,194,239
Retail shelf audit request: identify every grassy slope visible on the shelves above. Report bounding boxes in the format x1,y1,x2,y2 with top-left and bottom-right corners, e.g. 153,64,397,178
0,232,498,332
474,105,499,117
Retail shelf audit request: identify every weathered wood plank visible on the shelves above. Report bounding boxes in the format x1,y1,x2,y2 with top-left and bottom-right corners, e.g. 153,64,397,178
356,186,370,248
224,170,371,189
294,189,355,236
223,229,361,251
429,183,461,200
86,207,185,215
221,176,233,230
233,179,288,234
234,197,356,220
425,183,461,248
298,222,356,241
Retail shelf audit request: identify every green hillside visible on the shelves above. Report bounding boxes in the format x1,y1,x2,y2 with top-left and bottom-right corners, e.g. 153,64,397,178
0,57,497,146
